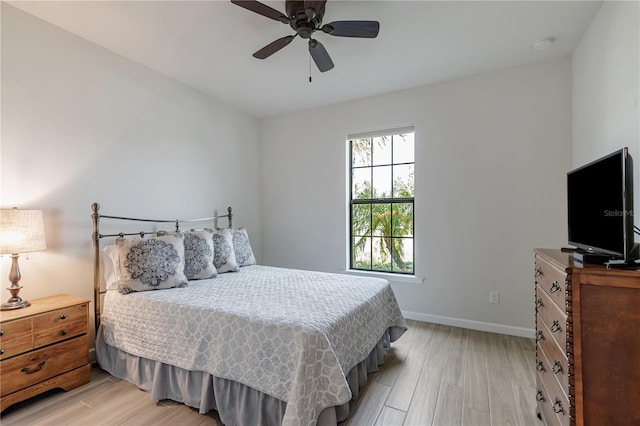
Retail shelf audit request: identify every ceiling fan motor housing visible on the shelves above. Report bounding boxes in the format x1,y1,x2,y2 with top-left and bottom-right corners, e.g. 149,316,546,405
286,0,324,38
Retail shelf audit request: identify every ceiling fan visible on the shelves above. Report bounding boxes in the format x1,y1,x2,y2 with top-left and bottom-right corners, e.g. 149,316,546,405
230,0,380,72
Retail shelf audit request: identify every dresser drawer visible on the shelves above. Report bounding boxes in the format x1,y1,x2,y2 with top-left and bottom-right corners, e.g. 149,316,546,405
0,318,33,360
536,286,567,353
535,256,568,310
537,374,560,426
0,334,88,397
33,304,88,348
537,359,570,426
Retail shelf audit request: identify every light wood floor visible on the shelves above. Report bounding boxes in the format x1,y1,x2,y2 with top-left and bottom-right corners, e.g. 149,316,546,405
1,320,537,426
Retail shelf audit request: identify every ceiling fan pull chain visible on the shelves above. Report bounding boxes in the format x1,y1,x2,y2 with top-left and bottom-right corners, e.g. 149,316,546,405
309,54,312,83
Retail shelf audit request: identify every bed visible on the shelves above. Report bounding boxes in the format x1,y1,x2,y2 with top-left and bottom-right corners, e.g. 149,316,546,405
92,203,406,426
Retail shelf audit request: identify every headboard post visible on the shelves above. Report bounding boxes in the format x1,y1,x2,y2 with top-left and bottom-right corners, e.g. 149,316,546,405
91,202,101,332
228,206,233,228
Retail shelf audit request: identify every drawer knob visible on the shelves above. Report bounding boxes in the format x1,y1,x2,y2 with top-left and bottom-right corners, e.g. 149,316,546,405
0,349,4,355
536,390,545,402
536,361,545,372
60,330,68,336
553,398,564,414
535,299,543,312
551,320,562,333
0,330,3,337
550,281,561,293
536,330,545,342
21,361,46,375
59,314,67,320
552,360,563,374
535,267,543,277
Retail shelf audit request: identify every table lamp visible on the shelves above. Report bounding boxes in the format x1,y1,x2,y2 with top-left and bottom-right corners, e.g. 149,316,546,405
0,208,47,310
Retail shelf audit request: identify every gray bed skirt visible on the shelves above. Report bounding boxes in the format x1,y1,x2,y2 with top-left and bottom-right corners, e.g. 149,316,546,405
96,327,396,426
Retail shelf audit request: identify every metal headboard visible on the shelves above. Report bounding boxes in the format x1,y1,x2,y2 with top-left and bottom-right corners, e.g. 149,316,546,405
91,202,232,332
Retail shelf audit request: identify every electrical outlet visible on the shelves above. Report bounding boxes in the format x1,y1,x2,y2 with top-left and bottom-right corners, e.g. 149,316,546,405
489,291,500,304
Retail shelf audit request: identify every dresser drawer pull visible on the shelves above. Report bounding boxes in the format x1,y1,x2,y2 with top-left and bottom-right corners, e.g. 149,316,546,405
0,330,3,336
60,330,68,336
535,267,543,277
552,360,563,374
549,281,561,293
59,314,67,320
553,398,564,414
0,349,4,355
536,390,545,402
21,361,46,374
550,320,562,333
536,330,545,342
535,299,543,311
536,361,545,372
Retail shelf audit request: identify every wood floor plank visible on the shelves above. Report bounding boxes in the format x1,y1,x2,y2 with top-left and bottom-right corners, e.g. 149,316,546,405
463,407,492,426
344,381,391,426
402,365,442,426
374,405,406,426
385,323,435,411
442,326,467,386
463,349,490,412
505,336,535,389
485,333,521,426
432,382,464,426
513,384,538,426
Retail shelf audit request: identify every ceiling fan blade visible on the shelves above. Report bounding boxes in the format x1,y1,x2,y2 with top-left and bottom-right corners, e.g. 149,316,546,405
304,0,326,18
253,35,296,59
322,21,380,38
308,39,334,72
231,0,289,24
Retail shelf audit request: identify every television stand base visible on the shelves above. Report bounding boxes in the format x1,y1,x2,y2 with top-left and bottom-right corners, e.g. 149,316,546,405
572,251,618,264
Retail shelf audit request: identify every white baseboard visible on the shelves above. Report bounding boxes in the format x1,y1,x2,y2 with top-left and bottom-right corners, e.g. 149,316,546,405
402,310,535,339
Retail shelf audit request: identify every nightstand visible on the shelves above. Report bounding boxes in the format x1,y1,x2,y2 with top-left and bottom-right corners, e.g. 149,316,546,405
0,294,91,412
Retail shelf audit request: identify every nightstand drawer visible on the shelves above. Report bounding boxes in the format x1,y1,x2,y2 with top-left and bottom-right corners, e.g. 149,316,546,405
0,318,33,360
0,334,88,397
33,303,88,348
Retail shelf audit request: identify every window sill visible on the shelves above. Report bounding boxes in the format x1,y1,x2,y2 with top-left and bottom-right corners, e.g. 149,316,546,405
343,269,425,285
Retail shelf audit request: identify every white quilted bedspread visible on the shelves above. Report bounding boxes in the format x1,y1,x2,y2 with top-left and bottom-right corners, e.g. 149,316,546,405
101,265,406,426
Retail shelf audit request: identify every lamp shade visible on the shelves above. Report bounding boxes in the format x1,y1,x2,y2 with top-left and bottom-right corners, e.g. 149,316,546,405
0,209,47,254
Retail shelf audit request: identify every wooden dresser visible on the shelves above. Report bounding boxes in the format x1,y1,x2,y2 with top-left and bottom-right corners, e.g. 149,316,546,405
534,249,640,426
0,294,91,412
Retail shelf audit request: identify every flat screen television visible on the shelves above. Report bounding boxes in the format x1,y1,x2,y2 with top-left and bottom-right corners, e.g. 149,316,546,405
567,147,638,264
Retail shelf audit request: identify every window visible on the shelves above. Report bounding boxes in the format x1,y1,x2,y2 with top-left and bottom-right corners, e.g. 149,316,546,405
349,127,414,274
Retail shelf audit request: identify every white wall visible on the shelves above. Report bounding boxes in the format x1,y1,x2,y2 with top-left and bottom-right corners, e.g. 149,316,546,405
261,59,572,335
572,0,640,247
0,4,262,338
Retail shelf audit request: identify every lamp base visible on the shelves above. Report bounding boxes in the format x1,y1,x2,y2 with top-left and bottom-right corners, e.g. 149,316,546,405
1,297,31,310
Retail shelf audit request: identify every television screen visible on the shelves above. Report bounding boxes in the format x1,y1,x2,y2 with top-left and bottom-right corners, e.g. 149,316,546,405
567,148,632,258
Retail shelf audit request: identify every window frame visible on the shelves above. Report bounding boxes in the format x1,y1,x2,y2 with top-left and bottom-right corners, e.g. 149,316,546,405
348,127,415,275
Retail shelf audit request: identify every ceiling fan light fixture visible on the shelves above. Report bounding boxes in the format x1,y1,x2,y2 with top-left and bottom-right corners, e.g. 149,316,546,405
533,37,555,51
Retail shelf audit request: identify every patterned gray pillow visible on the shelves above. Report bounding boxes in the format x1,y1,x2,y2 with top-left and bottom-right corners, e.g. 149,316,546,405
212,228,240,273
115,234,188,294
233,228,256,266
183,230,217,280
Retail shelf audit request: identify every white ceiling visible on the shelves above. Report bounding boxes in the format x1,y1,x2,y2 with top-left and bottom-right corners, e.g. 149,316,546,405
9,1,602,118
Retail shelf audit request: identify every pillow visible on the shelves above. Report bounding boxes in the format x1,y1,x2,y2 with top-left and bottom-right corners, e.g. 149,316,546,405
212,228,239,273
183,230,217,280
115,234,188,294
233,228,256,267
102,244,120,290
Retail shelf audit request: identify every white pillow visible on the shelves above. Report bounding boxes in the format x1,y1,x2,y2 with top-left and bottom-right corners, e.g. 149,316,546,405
212,228,239,273
233,228,256,267
102,244,120,290
115,234,188,294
